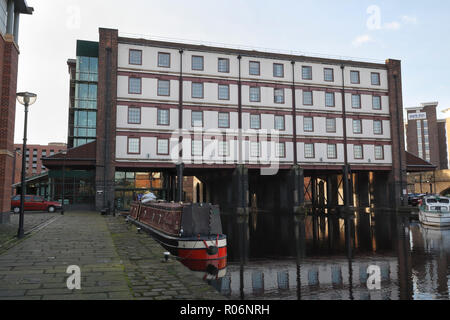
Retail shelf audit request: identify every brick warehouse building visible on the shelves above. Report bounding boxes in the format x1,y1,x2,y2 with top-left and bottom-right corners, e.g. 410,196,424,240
0,0,33,223
405,103,450,195
12,142,66,184
406,102,449,170
45,28,408,213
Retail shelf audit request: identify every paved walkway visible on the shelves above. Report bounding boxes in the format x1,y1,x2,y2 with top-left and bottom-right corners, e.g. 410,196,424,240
0,211,227,300
0,212,58,250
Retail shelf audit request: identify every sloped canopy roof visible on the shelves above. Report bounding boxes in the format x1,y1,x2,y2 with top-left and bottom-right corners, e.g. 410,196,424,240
406,151,437,172
42,141,96,169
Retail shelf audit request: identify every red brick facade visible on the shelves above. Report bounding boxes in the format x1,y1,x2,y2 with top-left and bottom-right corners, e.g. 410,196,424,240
0,34,19,220
95,28,118,210
12,143,66,186
386,59,408,206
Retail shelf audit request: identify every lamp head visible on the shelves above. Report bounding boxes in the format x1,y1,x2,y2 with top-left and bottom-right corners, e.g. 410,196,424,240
16,92,37,106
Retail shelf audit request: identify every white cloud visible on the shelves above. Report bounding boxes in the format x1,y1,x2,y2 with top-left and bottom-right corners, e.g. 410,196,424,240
383,21,401,30
401,15,418,25
352,34,374,47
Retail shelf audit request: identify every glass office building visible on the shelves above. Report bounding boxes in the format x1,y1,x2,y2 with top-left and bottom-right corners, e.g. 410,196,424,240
68,40,98,148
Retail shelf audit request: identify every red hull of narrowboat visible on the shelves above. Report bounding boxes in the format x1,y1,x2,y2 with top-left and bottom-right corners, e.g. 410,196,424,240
128,202,227,262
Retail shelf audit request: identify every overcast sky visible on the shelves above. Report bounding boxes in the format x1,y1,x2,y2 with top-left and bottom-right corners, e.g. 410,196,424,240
14,0,450,145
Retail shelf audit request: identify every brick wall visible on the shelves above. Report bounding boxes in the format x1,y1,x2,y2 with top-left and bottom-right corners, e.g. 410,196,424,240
386,59,407,207
0,34,19,221
12,143,67,186
437,121,449,170
95,28,118,211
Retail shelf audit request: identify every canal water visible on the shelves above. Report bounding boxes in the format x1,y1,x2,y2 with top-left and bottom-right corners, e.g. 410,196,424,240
195,210,449,300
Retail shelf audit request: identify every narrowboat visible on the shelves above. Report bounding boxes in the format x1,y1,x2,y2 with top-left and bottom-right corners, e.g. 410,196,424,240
418,195,450,228
128,201,227,262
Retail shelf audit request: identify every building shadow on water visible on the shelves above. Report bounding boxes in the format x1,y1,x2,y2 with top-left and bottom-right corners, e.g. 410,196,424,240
206,207,449,300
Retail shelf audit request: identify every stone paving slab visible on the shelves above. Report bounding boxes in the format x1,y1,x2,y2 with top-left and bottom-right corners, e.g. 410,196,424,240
0,212,59,249
0,211,227,300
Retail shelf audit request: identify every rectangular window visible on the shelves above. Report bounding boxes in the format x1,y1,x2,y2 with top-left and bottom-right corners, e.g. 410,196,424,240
354,145,364,159
218,112,230,128
351,94,361,109
218,84,230,100
274,115,285,131
129,77,141,94
302,66,312,80
250,114,261,129
373,120,383,135
0,0,7,36
157,109,170,125
303,117,314,132
417,120,423,159
218,140,229,157
350,71,360,84
192,82,204,98
129,49,142,65
324,68,334,82
250,142,260,157
375,145,384,160
157,80,170,96
327,144,337,159
303,91,313,105
273,63,284,77
218,58,230,73
249,87,261,102
191,111,203,127
192,55,204,71
157,139,169,155
371,72,381,85
128,107,141,124
158,52,170,67
304,144,315,158
326,118,336,133
325,92,335,107
276,143,286,158
249,61,260,75
353,119,362,134
128,138,140,154
372,96,382,110
274,88,285,104
192,140,203,156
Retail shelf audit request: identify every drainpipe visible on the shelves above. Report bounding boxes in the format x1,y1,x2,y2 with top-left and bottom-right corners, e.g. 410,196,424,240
237,55,243,164
177,49,184,202
341,65,350,207
291,61,298,165
13,10,19,43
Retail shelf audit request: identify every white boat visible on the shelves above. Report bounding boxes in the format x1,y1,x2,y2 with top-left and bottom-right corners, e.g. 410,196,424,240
418,195,450,228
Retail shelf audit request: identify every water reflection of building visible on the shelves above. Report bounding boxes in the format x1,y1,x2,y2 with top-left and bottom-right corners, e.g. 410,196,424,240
218,258,399,300
410,224,450,300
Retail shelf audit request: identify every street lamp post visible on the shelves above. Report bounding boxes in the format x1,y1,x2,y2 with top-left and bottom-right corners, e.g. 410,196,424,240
16,92,37,239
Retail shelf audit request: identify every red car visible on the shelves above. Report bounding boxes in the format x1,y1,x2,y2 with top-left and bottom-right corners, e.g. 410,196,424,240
11,195,62,213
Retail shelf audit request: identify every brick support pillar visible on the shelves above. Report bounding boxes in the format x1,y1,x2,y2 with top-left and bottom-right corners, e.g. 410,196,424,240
95,28,118,211
386,59,407,208
0,34,19,224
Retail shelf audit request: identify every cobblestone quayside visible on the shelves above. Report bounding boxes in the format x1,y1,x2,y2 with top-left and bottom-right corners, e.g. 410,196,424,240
0,211,227,300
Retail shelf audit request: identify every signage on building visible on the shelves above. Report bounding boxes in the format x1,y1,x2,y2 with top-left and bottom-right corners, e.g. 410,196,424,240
408,112,427,121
